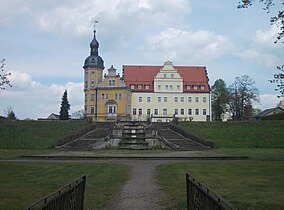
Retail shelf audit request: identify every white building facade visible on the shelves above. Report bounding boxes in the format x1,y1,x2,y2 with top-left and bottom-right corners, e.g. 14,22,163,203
124,61,211,122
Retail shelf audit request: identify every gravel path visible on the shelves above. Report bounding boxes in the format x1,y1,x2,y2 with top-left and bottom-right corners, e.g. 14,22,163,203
107,161,166,210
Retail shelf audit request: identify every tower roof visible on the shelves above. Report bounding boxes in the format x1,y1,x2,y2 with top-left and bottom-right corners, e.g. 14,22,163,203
83,30,104,69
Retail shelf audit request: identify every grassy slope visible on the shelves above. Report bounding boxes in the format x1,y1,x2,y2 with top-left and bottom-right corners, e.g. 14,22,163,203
179,121,284,148
0,120,88,149
157,160,284,210
0,162,130,210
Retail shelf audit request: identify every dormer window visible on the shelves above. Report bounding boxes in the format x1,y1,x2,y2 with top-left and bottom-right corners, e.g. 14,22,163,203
200,85,205,90
186,85,191,90
109,80,115,86
145,85,150,90
138,85,143,90
193,85,198,90
130,85,135,89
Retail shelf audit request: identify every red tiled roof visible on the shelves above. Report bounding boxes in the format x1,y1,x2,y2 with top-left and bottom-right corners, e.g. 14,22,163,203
123,65,210,92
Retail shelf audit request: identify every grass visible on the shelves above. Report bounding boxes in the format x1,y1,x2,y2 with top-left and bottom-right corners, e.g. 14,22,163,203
179,121,284,148
0,162,130,210
156,160,284,210
0,120,89,149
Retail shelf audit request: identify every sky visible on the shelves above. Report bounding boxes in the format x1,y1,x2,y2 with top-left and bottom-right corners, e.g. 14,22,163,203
0,0,283,119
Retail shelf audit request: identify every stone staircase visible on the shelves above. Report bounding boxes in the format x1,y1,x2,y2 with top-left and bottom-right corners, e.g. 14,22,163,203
57,123,114,150
157,127,208,150
119,122,149,149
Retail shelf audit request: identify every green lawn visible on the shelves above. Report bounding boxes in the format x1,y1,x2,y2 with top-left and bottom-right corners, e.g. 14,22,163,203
156,160,284,210
0,162,130,210
179,121,284,148
0,120,89,149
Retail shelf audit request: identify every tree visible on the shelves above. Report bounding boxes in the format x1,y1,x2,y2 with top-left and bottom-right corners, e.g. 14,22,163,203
0,59,12,91
238,0,284,43
59,90,70,120
238,1,284,97
269,65,284,97
71,109,85,119
4,106,17,120
229,75,260,120
211,79,230,121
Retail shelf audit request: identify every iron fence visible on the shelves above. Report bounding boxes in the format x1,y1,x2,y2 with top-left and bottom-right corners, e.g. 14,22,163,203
24,176,86,210
186,173,237,210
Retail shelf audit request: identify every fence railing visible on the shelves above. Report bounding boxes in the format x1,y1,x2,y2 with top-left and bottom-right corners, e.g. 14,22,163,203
186,173,237,210
24,176,86,210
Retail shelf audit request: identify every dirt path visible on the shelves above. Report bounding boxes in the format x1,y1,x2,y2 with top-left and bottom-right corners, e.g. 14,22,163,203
107,161,166,210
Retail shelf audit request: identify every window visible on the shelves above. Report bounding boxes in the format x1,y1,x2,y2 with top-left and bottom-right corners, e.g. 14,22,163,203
158,85,161,90
203,109,207,115
174,109,178,115
108,105,116,114
164,97,168,102
91,80,95,85
188,97,192,103
90,107,95,114
170,85,173,89
138,85,143,90
195,109,199,115
181,109,185,115
133,108,137,115
154,109,158,115
85,94,87,101
188,109,192,115
147,109,151,116
165,85,168,90
90,94,95,101
109,80,115,86
92,71,94,74
85,81,88,88
102,94,105,100
194,85,198,90
106,94,109,100
138,97,142,102
119,93,122,100
186,85,191,90
195,97,199,103
138,109,143,115
177,85,180,90
145,85,150,90
147,97,151,102
180,97,184,102
174,97,178,102
163,109,168,115
171,74,174,78
115,93,118,100
130,85,135,90
203,97,206,103
158,97,161,102
201,85,205,90
163,74,167,78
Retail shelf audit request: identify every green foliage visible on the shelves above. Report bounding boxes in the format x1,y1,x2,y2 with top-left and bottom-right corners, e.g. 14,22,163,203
157,160,284,210
211,79,229,121
59,90,70,120
179,121,284,148
269,65,284,98
0,162,130,210
0,120,88,149
0,59,12,91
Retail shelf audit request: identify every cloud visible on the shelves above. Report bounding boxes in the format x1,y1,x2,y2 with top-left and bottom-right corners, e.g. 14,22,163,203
237,24,284,67
254,93,281,110
141,27,234,64
0,71,83,119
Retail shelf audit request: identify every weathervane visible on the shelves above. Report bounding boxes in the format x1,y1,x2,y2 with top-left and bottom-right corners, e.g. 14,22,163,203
91,18,98,31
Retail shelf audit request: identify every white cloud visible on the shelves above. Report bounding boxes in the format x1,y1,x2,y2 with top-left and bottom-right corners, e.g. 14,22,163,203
141,27,234,64
0,71,83,119
254,94,281,110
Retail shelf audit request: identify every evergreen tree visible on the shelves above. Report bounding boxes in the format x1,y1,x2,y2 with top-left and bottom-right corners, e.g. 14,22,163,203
211,79,229,121
59,90,70,120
